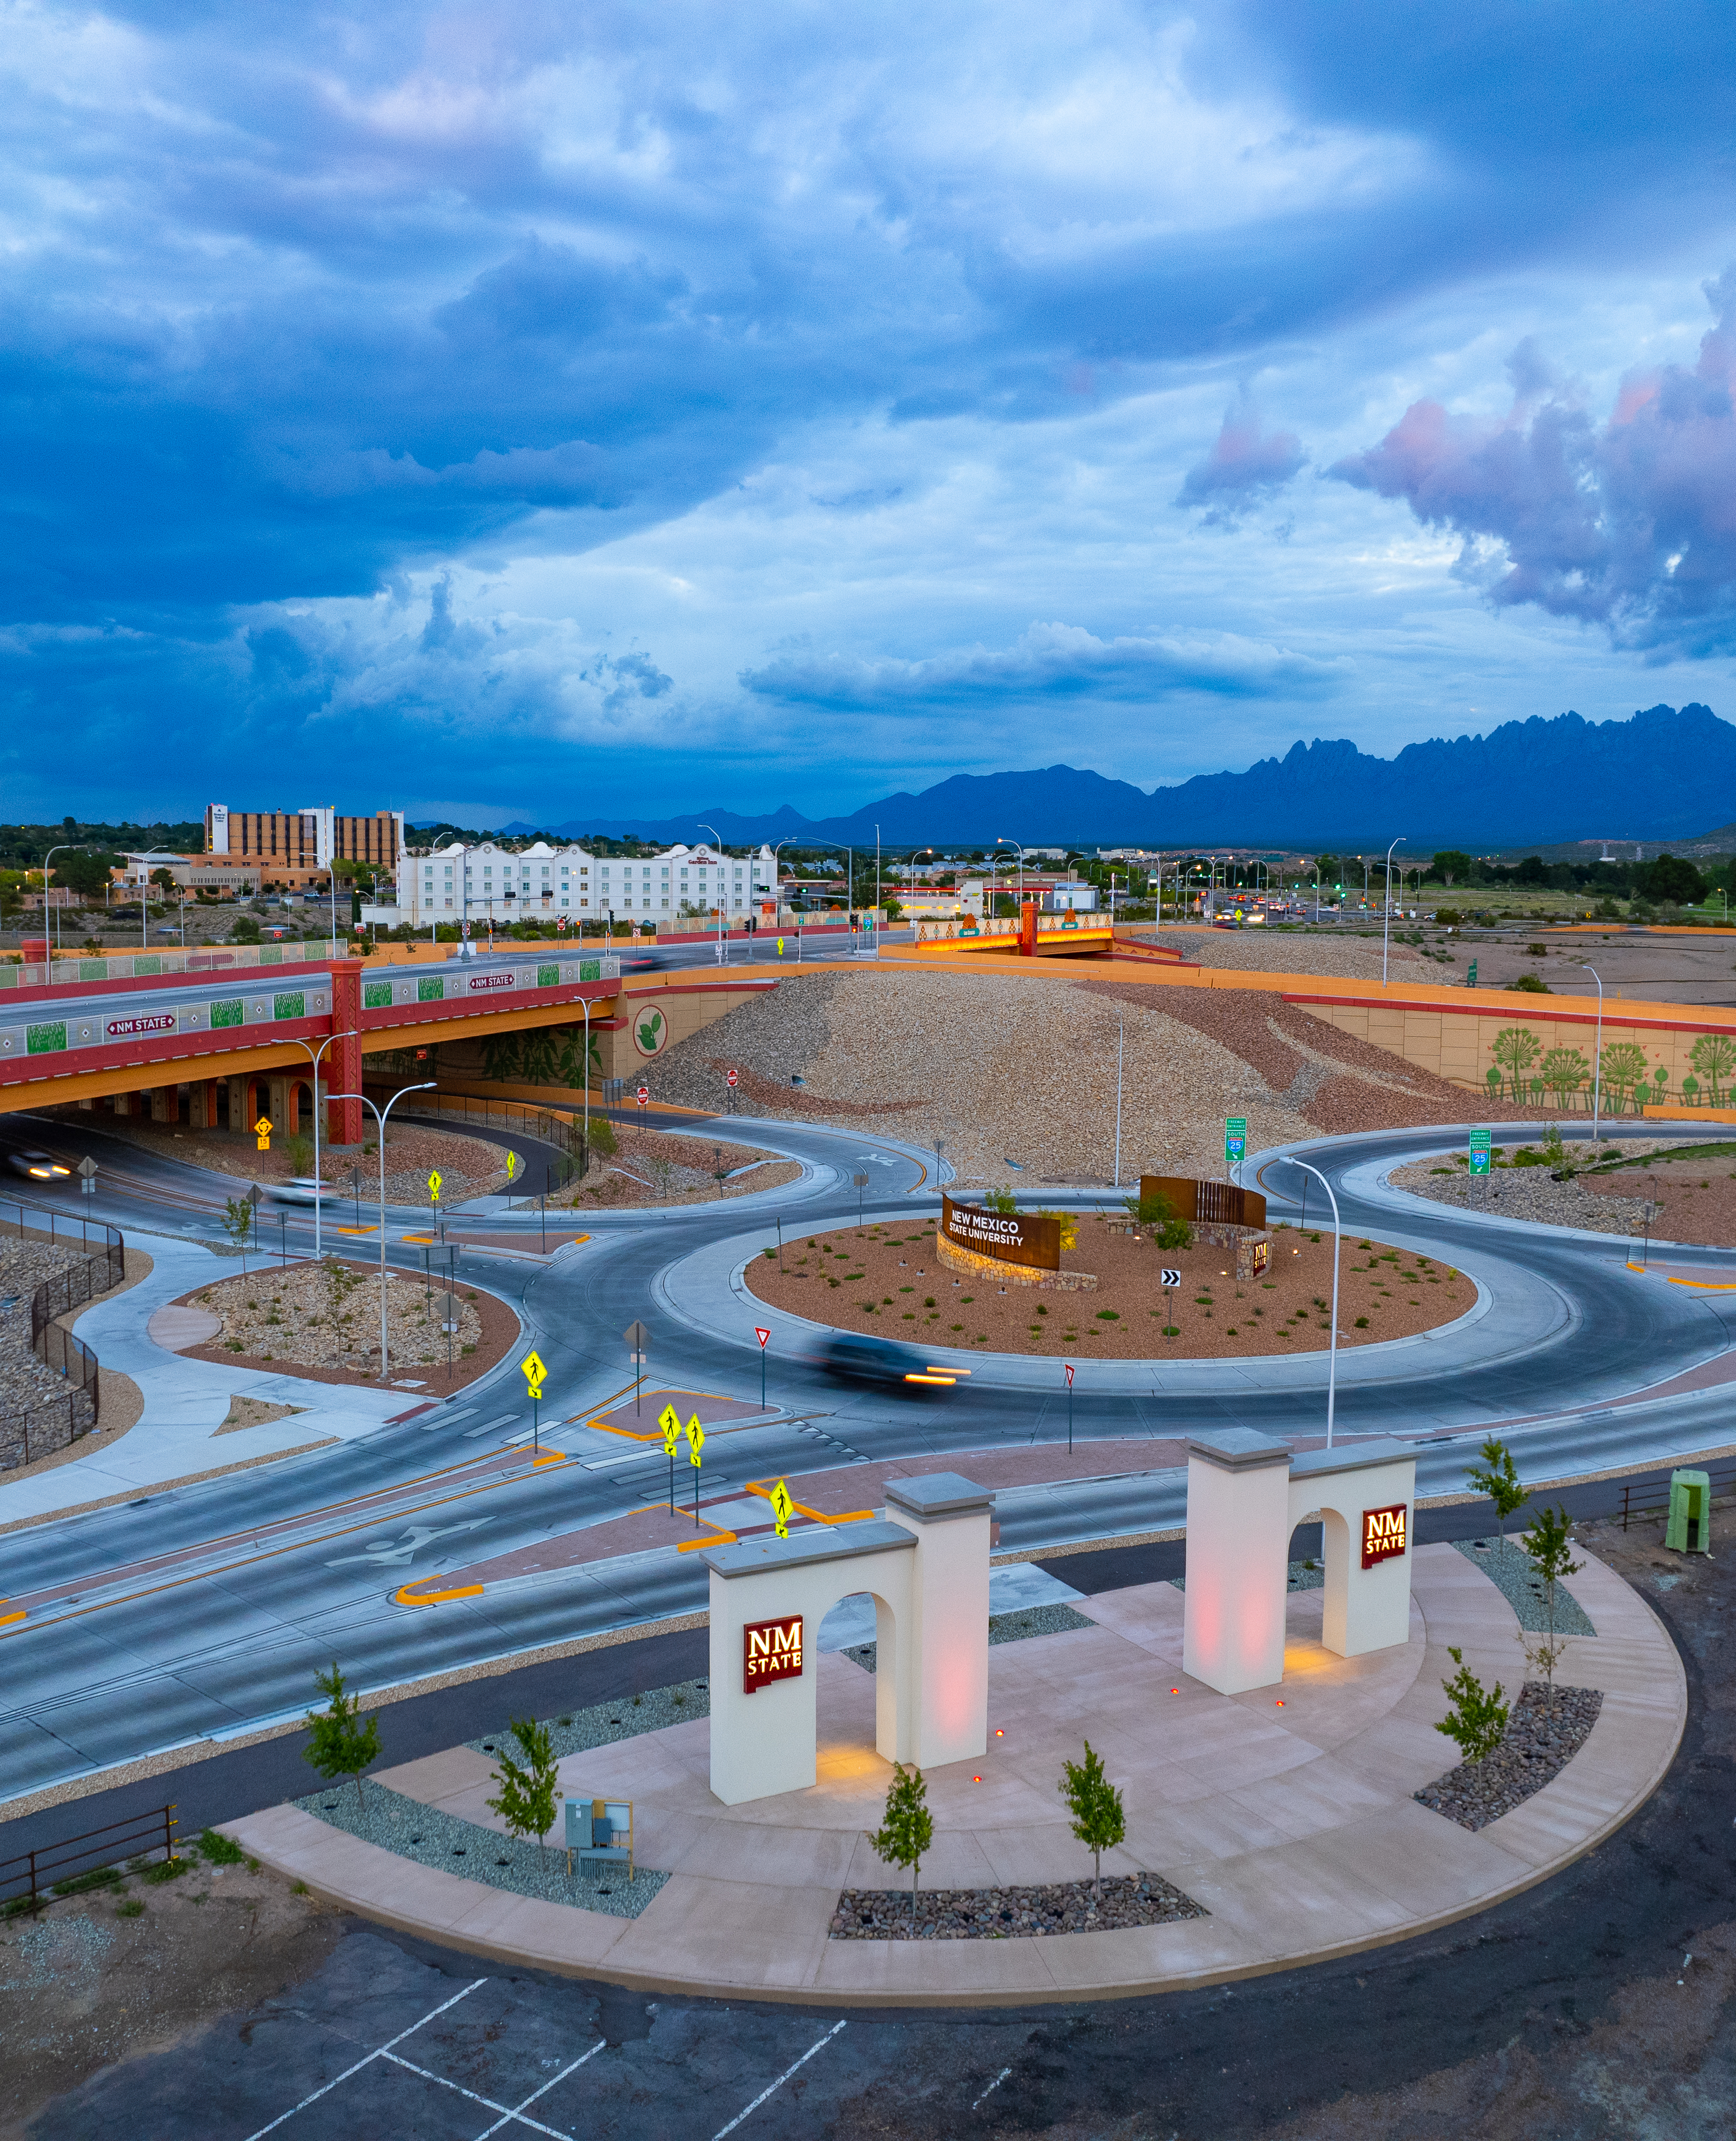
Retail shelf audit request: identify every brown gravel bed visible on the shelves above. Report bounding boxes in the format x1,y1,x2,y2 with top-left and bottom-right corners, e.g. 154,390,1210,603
746,1213,1469,1358
172,1259,522,1392
1414,1683,1604,1829
1387,1133,1736,1241
830,1872,1205,1939
1144,928,1422,978
557,1129,802,1209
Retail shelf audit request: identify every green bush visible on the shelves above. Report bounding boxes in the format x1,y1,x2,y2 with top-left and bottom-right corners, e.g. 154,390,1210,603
196,1827,245,1866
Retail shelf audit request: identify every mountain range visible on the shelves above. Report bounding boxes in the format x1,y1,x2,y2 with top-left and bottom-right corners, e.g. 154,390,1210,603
461,702,1735,853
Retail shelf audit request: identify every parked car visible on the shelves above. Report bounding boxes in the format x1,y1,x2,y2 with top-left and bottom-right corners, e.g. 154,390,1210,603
6,1150,71,1182
268,1177,338,1205
816,1333,968,1390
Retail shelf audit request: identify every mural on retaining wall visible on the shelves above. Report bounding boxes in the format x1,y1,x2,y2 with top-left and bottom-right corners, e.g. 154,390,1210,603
477,1025,603,1089
1485,1027,1736,1112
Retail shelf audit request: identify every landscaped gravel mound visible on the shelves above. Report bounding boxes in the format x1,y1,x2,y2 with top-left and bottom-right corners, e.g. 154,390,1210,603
1414,1683,1603,1830
1453,1536,1597,1635
830,1872,1204,1939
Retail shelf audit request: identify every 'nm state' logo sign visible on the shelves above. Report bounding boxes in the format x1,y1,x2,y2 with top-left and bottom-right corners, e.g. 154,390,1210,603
632,1005,670,1058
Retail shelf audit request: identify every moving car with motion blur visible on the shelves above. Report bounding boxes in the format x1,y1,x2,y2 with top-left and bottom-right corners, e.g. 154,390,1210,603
817,1333,970,1390
266,1177,338,1205
6,1150,72,1183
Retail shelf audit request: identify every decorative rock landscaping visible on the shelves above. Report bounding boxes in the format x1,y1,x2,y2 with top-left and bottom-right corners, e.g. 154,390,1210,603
1414,1683,1605,1830
1453,1536,1597,1635
830,1873,1206,1940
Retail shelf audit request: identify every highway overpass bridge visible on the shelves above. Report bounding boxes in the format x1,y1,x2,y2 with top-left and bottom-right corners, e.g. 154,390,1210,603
0,945,637,1141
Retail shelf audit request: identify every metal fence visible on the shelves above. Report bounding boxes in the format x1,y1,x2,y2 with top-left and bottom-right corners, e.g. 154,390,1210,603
1618,1458,1736,1530
0,941,345,990
365,1088,586,1163
1,1803,179,1915
0,1197,125,1471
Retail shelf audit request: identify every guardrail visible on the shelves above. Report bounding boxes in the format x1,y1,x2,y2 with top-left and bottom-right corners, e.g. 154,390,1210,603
1,1803,179,1916
1,1198,125,1472
0,941,346,991
365,1088,587,1166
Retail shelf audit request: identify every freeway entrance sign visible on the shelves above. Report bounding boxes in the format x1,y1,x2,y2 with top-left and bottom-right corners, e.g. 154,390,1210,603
1468,1128,1491,1177
1225,1116,1247,1165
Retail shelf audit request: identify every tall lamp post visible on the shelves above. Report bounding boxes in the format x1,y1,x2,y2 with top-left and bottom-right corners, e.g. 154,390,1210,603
1285,1156,1343,1448
697,823,727,966
1381,836,1406,987
285,1030,356,1256
42,844,89,955
1587,966,1604,1142
325,1081,436,1379
874,822,882,942
993,836,1027,921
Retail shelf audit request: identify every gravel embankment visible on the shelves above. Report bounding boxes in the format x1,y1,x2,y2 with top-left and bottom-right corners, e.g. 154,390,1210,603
557,1130,801,1210
830,1873,1205,1939
1,1238,99,1412
1391,1138,1736,1247
1391,1152,1653,1236
1414,1683,1604,1830
1451,1536,1598,1633
1146,929,1423,978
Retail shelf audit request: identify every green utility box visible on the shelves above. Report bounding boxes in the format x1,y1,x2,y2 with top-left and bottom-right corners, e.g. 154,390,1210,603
1666,1469,1712,1554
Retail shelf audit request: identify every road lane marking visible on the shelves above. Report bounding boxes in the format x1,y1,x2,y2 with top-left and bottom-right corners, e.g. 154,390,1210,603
713,2020,847,2137
474,2037,606,2137
241,1977,488,2139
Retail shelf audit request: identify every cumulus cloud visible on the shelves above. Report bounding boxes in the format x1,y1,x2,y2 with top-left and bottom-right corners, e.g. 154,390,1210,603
1175,388,1304,516
740,621,1342,709
1333,273,1736,652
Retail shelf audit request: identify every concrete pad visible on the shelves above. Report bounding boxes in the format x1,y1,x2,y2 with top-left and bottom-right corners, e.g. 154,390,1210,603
229,1538,1686,2006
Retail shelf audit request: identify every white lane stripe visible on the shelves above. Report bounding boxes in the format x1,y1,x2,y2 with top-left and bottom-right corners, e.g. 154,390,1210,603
239,1977,487,2139
475,2039,607,2137
379,2052,575,2137
712,2019,847,2139
463,1413,522,1438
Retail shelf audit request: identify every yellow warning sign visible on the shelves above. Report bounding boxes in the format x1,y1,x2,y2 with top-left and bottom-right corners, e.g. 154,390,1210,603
254,1115,272,1151
686,1413,705,1465
428,1169,442,1202
770,1479,793,1539
520,1348,547,1394
659,1402,680,1455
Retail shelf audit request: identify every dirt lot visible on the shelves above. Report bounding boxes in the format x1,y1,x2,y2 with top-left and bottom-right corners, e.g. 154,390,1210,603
559,1128,802,1210
0,1845,343,2141
171,1259,519,1393
745,1212,1468,1358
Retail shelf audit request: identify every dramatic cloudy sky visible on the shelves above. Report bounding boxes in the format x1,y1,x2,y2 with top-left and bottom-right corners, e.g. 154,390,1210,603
6,0,1736,823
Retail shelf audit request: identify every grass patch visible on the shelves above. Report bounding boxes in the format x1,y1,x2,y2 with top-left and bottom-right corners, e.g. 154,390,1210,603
196,1827,246,1865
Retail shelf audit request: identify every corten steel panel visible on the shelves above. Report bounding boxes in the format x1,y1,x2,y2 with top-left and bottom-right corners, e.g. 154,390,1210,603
1139,1176,1267,1228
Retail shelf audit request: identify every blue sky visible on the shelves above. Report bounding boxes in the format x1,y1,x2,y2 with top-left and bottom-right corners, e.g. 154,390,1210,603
6,1,1736,826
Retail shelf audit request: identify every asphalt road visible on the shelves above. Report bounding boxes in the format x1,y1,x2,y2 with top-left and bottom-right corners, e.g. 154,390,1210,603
3,1111,1734,1806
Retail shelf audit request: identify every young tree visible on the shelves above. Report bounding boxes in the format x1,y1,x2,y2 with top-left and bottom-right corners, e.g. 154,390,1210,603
1435,1646,1508,1765
303,1662,381,1813
1059,1740,1126,1904
867,1761,933,1920
486,1718,560,1862
1464,1435,1528,1548
1521,1505,1584,1713
222,1195,253,1275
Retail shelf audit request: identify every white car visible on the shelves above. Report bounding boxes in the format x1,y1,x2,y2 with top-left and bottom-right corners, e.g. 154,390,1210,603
6,1150,71,1182
268,1177,339,1205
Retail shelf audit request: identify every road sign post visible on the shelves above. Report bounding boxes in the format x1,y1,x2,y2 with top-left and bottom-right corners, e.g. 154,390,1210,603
1064,1360,1074,1453
686,1413,705,1528
1224,1116,1247,1168
521,1348,547,1453
660,1402,680,1515
755,1323,770,1408
770,1478,793,1540
255,1115,272,1153
1161,1266,1180,1337
76,1155,97,1199
727,1066,739,1113
623,1320,650,1414
1467,958,1478,989
636,1083,649,1111
853,1169,869,1227
1468,1128,1491,1178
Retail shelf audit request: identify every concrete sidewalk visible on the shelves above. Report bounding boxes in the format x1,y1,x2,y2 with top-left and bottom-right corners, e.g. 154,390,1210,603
0,1233,412,1528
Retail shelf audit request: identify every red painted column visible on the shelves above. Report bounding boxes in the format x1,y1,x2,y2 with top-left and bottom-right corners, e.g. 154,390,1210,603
1019,901,1037,956
329,959,365,1146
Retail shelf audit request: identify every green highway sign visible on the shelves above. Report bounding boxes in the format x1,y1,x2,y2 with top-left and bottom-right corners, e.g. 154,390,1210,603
1468,1128,1491,1178
1225,1115,1247,1165
1467,958,1478,988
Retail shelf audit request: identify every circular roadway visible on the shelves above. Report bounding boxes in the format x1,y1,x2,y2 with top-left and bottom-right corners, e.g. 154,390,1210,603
1,1109,1731,1803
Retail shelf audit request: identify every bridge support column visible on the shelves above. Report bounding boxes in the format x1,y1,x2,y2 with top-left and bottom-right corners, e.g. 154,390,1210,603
329,960,365,1146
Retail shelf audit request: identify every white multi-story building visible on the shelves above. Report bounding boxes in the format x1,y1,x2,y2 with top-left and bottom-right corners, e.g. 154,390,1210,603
398,839,777,928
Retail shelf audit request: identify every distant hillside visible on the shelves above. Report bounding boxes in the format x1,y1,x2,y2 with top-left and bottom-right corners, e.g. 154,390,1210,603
478,702,1736,852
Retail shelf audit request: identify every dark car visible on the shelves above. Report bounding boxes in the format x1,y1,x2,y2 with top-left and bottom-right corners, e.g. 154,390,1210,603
817,1333,968,1390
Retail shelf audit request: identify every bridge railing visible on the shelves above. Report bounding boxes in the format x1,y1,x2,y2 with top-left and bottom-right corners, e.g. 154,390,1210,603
1,1199,125,1472
0,942,346,991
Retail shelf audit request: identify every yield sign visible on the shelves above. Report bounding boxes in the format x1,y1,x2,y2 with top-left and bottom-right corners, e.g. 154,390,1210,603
623,1320,650,1352
1064,1363,1075,1387
755,1326,770,1348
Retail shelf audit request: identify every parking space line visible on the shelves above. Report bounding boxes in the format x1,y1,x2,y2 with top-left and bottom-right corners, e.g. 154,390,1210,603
713,2020,847,2138
240,1977,488,2139
378,2051,575,2137
475,2040,607,2137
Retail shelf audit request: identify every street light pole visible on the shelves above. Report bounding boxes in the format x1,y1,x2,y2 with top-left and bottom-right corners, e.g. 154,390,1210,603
1381,837,1405,986
42,844,89,955
326,1081,436,1379
698,823,726,966
1285,1157,1342,1447
1587,966,1604,1142
874,823,881,941
286,1030,356,1257
1113,1005,1126,1188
